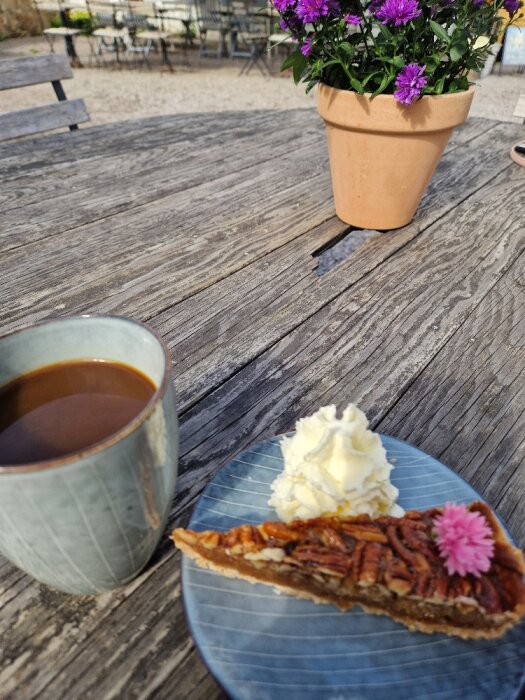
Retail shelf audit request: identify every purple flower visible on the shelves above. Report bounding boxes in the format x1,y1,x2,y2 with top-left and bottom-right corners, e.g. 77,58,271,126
375,0,422,25
296,0,339,23
503,0,521,11
471,0,485,5
279,13,303,35
273,0,296,10
301,36,313,55
368,0,382,11
394,63,427,104
344,13,361,23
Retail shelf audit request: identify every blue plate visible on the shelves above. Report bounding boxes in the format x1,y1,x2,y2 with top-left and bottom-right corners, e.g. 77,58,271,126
182,434,525,700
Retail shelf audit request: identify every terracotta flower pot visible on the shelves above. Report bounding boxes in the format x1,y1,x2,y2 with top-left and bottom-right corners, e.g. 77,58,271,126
317,84,475,230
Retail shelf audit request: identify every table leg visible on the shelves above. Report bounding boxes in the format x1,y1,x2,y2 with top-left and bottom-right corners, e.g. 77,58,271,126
160,39,173,72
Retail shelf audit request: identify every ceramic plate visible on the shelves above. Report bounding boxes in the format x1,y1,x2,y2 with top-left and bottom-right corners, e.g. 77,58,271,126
182,434,525,700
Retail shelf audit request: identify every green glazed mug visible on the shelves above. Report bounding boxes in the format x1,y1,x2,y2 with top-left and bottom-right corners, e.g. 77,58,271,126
0,315,179,595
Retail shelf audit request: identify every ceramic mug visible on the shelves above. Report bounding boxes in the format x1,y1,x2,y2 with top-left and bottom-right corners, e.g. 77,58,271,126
0,315,179,595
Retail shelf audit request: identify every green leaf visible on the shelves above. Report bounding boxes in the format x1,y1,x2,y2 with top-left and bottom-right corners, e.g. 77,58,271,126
280,49,308,84
361,71,381,88
305,80,318,94
433,76,445,94
381,55,404,68
339,42,355,58
378,24,393,40
371,72,394,98
350,77,365,94
320,59,342,68
280,49,300,73
347,33,365,45
450,41,468,63
429,20,450,44
448,74,470,93
292,51,308,83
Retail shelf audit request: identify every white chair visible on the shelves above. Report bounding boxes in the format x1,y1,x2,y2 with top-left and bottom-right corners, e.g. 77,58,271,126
33,0,83,66
86,0,130,64
123,1,175,70
155,0,195,58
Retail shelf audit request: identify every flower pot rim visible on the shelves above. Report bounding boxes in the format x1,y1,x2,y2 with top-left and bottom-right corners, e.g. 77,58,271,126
317,82,475,134
318,83,475,103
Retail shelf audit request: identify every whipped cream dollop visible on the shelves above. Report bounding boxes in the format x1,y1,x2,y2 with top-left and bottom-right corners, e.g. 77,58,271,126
268,404,404,521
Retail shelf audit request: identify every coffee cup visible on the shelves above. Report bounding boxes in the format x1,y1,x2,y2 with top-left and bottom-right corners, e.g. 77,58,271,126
0,315,178,595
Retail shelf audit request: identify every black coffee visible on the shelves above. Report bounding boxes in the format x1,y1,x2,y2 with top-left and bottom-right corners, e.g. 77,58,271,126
0,360,156,465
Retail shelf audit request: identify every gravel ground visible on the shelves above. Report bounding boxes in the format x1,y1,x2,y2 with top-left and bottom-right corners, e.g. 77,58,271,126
0,35,524,127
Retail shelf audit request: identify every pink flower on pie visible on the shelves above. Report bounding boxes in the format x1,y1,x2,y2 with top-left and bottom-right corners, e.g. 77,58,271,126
433,503,494,577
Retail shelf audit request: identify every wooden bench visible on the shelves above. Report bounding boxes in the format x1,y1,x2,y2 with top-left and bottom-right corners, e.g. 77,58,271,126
0,54,90,141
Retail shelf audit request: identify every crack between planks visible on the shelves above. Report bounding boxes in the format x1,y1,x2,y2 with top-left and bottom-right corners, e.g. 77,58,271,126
139,213,337,329
2,114,515,699
168,179,495,418
146,151,518,391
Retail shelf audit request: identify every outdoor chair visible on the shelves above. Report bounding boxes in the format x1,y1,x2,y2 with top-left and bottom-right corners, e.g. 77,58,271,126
0,53,90,141
268,31,294,73
194,0,229,58
87,0,129,64
229,1,271,75
155,0,195,57
122,1,174,70
33,0,83,66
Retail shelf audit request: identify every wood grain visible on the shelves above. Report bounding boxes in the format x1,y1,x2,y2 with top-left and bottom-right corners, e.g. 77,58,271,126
0,100,90,141
173,163,524,536
160,119,523,411
378,250,525,543
0,54,72,91
0,110,523,700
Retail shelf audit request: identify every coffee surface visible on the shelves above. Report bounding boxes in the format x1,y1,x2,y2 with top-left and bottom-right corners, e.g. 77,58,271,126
0,360,156,465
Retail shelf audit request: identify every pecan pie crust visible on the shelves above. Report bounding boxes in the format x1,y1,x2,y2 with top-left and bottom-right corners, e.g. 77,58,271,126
172,502,525,639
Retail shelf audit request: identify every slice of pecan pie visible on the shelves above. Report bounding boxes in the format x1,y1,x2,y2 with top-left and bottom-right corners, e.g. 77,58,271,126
172,502,525,639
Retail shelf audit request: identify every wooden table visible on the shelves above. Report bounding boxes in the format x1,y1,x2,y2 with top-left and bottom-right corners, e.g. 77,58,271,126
0,109,524,699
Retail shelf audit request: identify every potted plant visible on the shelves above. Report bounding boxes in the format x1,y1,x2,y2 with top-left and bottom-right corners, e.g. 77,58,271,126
272,0,524,229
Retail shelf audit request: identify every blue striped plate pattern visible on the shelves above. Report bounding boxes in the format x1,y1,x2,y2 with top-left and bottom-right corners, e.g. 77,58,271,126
182,434,525,700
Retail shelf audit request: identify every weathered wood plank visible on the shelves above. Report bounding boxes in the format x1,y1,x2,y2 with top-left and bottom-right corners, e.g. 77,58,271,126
0,113,322,249
377,251,525,543
154,121,524,409
0,113,498,240
0,112,494,174
0,54,72,91
0,109,312,180
0,547,225,700
0,100,90,142
0,110,522,700
0,120,521,343
0,147,333,327
1,163,522,699
172,164,524,541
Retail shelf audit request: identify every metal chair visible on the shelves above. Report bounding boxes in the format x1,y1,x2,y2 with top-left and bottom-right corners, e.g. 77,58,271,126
268,31,294,74
122,1,174,70
0,53,90,141
33,0,83,67
86,0,129,65
155,0,195,58
229,0,271,75
194,0,229,58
